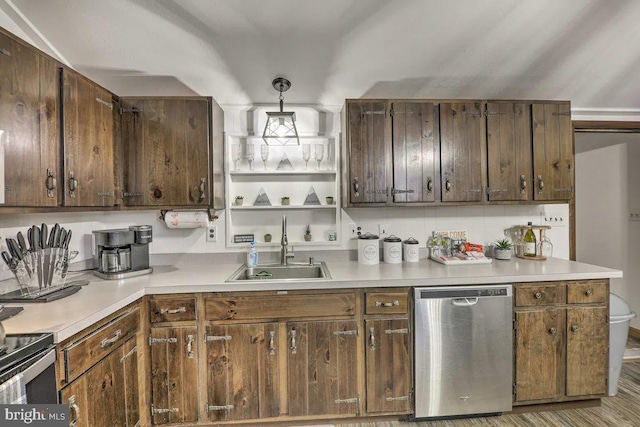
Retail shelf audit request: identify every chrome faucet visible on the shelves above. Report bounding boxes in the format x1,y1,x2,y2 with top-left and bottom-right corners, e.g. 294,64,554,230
280,215,294,265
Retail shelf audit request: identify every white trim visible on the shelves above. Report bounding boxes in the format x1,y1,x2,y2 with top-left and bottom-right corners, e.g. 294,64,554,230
571,108,640,122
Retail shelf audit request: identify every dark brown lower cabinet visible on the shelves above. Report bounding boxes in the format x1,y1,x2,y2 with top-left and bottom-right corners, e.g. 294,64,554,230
204,323,280,422
365,318,411,414
149,326,198,425
60,336,139,427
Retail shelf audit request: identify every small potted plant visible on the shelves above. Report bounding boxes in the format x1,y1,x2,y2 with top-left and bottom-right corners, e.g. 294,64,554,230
234,195,244,206
304,224,312,241
493,238,513,260
325,196,334,205
264,233,272,243
281,196,290,206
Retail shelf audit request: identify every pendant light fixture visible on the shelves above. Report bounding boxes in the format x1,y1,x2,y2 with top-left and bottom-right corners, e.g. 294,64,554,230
262,77,299,146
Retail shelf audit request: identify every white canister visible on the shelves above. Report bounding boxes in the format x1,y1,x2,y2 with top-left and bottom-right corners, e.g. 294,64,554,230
403,237,420,262
383,235,402,264
358,232,380,265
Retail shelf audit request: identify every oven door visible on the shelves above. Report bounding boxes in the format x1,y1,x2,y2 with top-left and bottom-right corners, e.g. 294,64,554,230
1,347,57,404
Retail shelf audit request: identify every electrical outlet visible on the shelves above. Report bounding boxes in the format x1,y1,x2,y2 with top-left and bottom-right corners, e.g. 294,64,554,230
206,225,217,242
378,223,388,235
349,223,362,237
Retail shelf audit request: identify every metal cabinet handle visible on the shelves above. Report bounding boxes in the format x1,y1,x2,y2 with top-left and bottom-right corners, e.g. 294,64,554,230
548,327,557,335
445,180,451,192
571,325,578,332
290,329,297,354
69,395,80,427
520,175,527,193
186,335,194,359
585,289,593,297
160,307,186,315
426,178,433,193
199,177,206,201
375,300,399,307
268,331,276,355
353,178,360,197
46,169,56,198
537,175,544,194
100,329,122,348
68,172,78,198
369,327,375,351
534,292,542,299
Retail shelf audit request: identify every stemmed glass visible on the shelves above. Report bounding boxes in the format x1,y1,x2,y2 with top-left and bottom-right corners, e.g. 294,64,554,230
302,144,311,170
245,143,255,171
232,143,242,171
260,145,269,170
314,143,324,170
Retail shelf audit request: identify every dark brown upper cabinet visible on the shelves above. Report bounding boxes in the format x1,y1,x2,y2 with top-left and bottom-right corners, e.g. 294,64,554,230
0,30,60,207
532,102,573,201
62,68,115,207
439,102,485,202
120,97,212,208
486,102,533,201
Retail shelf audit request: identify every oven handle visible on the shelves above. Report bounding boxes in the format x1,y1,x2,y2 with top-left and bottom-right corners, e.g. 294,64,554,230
22,348,56,384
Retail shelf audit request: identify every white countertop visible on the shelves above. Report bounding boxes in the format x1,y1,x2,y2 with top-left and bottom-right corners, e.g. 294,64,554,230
0,257,622,343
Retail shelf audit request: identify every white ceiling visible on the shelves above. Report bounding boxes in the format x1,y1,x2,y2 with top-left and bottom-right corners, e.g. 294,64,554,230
3,0,640,111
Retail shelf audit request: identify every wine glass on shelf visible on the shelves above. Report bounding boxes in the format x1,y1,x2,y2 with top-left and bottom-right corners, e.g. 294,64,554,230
302,144,311,170
245,143,255,171
260,145,269,170
232,143,242,171
314,143,324,170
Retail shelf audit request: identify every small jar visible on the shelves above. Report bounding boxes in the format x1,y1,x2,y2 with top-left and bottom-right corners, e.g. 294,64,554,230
383,235,402,264
357,232,380,265
403,237,420,262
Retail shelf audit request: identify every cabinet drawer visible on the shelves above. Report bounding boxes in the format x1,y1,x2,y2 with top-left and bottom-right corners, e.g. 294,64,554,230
149,297,196,323
365,292,408,315
567,280,608,304
63,307,140,383
205,293,356,321
515,283,565,307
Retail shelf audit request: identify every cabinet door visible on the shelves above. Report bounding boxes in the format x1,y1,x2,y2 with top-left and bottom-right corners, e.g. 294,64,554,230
532,102,573,201
347,100,388,204
566,306,608,397
0,32,60,206
60,339,132,427
63,69,115,206
205,323,280,422
150,327,198,425
365,319,411,414
288,320,359,417
391,102,438,203
514,308,565,402
440,102,485,202
121,98,210,207
121,337,140,427
486,102,532,201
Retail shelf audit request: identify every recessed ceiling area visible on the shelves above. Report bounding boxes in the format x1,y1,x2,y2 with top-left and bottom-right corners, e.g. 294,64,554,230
2,0,640,110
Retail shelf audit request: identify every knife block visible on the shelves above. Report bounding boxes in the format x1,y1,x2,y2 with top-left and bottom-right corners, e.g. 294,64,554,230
11,249,78,298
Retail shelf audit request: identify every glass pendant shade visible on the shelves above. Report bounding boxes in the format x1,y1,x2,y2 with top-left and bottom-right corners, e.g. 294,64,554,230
262,77,300,146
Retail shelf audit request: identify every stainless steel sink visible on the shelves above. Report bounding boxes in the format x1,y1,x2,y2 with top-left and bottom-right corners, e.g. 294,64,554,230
225,262,332,282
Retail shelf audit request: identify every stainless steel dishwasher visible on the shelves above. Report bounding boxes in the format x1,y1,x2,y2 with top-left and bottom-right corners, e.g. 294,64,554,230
413,284,513,420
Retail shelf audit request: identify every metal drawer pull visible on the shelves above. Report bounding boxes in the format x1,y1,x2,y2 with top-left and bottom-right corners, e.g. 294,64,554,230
149,337,178,345
160,306,187,315
534,292,542,299
268,331,276,355
548,327,557,335
333,329,359,336
68,172,78,198
152,407,179,415
120,346,137,363
186,335,194,359
206,335,232,342
537,175,544,193
445,180,451,192
199,177,206,201
585,289,593,297
335,397,359,404
571,325,579,332
520,175,527,193
376,300,399,307
353,178,360,197
206,404,234,412
426,179,433,192
290,329,297,354
369,328,375,351
69,395,80,427
46,169,56,198
101,329,122,348
386,395,410,402
385,328,409,334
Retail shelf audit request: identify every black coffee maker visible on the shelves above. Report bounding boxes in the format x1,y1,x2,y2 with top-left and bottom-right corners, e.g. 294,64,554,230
93,225,153,280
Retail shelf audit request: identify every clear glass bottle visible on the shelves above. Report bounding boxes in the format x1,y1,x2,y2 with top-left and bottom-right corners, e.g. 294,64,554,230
523,222,537,257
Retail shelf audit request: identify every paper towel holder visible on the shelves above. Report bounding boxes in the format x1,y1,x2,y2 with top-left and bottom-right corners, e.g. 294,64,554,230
159,208,218,223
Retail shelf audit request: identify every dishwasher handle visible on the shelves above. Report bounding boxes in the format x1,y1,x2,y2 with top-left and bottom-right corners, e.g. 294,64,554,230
451,297,479,306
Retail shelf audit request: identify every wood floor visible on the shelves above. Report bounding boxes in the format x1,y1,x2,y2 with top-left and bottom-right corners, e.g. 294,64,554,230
338,340,640,427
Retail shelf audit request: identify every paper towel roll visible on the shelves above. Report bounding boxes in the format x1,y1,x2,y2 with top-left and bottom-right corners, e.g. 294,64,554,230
163,211,210,229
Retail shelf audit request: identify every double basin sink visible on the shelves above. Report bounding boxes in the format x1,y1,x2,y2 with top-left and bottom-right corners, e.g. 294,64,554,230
226,261,332,282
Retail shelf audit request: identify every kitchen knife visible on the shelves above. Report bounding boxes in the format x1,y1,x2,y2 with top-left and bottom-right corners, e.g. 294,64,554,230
60,230,73,279
32,226,42,290
1,251,16,272
47,224,61,287
41,223,48,249
16,232,28,255
6,238,22,261
41,223,50,287
48,224,59,248
63,230,72,249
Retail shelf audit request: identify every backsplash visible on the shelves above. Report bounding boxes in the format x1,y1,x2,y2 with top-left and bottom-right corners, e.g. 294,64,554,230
0,203,569,281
